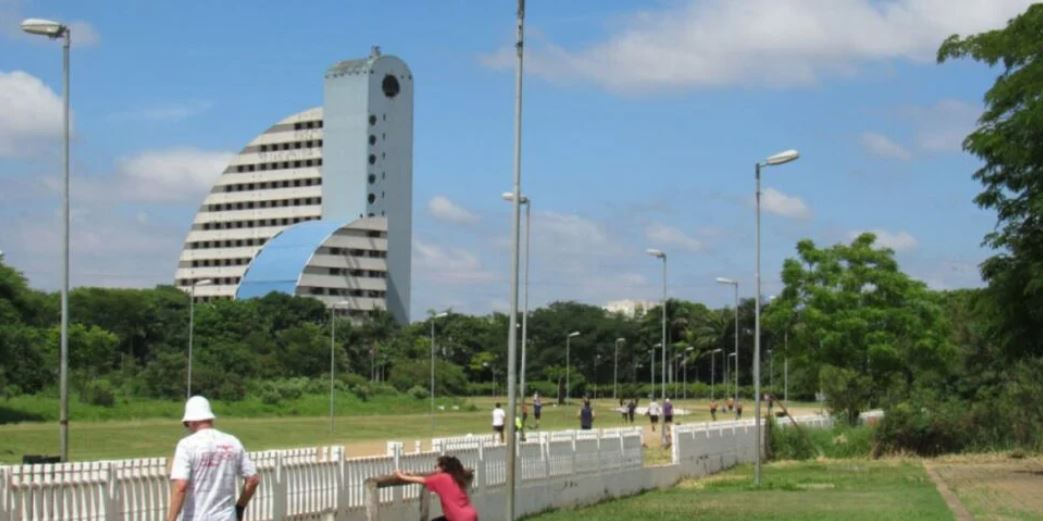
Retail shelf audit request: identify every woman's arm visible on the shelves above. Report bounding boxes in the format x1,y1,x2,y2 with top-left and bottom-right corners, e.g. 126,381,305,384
393,470,427,485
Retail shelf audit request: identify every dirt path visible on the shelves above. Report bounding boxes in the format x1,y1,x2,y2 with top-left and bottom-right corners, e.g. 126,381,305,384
923,461,975,521
927,454,1043,521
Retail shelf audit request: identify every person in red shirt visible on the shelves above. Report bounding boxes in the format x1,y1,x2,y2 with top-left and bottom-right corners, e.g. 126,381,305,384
395,456,477,521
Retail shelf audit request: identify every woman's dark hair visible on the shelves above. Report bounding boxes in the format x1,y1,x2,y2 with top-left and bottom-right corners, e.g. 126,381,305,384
437,455,471,490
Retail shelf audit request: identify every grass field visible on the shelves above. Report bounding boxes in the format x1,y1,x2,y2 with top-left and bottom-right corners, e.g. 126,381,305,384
0,395,822,464
523,460,954,521
929,453,1043,521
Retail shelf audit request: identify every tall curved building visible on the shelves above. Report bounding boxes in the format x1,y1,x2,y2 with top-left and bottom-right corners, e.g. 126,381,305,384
174,48,412,323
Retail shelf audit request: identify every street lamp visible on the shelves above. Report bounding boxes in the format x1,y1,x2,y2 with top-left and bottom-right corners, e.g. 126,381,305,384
22,16,71,463
649,344,660,396
594,354,601,399
708,348,723,400
613,338,625,400
329,300,350,433
754,148,800,485
565,331,580,403
646,248,667,401
683,346,695,400
502,192,532,402
716,277,740,417
430,311,449,434
187,279,213,399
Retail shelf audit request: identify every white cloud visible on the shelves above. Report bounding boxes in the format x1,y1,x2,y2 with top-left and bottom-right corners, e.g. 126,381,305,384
859,132,911,160
904,99,980,152
481,0,1032,91
414,240,496,285
645,222,702,252
850,229,918,252
112,148,232,203
0,70,63,157
427,195,480,225
760,188,812,219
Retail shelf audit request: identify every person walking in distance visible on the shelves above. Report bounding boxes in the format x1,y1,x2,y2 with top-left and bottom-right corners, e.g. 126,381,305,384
578,398,595,430
491,403,506,443
647,397,661,432
532,392,542,429
709,399,718,421
395,455,478,521
662,398,674,437
165,396,260,521
627,398,637,424
736,401,743,419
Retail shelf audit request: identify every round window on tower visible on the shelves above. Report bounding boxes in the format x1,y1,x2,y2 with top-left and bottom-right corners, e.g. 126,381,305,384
382,75,400,98
368,193,376,204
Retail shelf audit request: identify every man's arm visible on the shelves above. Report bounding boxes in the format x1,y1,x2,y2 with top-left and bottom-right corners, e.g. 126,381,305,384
237,473,261,510
165,479,189,521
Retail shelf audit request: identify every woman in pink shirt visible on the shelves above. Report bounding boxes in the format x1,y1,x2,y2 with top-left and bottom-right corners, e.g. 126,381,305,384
395,456,478,521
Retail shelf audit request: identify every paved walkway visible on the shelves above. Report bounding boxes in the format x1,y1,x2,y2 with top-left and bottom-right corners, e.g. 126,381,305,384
923,461,974,521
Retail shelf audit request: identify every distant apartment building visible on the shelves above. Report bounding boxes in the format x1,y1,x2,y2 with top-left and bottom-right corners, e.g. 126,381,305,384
602,299,656,318
174,48,412,323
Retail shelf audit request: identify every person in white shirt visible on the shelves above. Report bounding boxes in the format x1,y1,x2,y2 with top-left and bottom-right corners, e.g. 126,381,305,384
166,396,261,521
647,398,661,432
491,402,506,443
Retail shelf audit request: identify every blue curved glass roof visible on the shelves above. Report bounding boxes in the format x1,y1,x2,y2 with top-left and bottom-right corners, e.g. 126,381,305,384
236,220,345,300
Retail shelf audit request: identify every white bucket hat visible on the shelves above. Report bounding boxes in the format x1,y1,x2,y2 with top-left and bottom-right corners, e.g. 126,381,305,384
182,395,216,422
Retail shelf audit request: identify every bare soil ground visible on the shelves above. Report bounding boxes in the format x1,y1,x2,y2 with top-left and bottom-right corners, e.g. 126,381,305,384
928,453,1043,521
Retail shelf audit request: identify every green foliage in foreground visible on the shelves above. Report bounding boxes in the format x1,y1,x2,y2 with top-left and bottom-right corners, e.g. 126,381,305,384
770,423,873,461
523,460,952,521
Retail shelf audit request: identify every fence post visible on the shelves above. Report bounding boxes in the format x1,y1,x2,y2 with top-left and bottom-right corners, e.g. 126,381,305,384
365,479,379,521
272,453,287,520
418,487,430,521
391,444,403,502
476,439,486,495
570,431,577,474
104,461,120,521
335,446,348,517
0,467,7,521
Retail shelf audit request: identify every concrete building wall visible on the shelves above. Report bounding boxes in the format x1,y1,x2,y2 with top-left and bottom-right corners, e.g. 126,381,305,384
322,47,412,323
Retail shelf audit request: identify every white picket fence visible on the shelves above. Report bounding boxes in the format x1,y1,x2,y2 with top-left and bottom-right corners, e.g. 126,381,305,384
1,416,837,521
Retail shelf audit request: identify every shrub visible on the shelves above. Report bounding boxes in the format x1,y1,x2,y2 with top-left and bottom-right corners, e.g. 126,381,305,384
873,399,969,456
407,385,429,400
81,379,116,407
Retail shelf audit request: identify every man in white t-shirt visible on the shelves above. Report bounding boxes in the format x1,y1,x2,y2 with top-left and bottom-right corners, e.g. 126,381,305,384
165,396,261,521
491,402,506,443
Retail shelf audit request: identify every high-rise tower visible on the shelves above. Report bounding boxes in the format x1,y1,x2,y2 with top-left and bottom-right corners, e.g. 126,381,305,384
174,48,413,323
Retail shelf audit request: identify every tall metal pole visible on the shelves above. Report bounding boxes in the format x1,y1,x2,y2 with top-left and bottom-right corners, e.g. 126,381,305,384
733,284,739,417
754,162,763,486
520,200,531,401
59,30,70,463
505,1,525,518
188,285,195,399
784,331,789,407
565,335,571,403
710,351,715,401
330,307,336,433
430,318,436,435
613,339,622,400
649,349,655,392
683,357,688,400
660,256,667,401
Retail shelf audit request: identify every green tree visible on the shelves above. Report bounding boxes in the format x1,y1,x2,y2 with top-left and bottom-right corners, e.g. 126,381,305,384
765,234,955,419
939,5,1043,359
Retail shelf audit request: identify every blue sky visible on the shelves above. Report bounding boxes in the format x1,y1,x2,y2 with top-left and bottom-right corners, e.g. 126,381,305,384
0,0,1031,320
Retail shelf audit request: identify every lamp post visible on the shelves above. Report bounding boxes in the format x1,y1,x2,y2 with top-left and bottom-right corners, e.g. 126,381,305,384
430,311,449,435
715,277,740,417
646,249,667,401
649,345,659,396
187,279,213,399
594,354,601,399
502,192,532,401
329,300,349,433
565,331,580,403
683,346,694,400
22,17,70,462
754,148,800,485
728,352,737,400
613,338,624,400
784,331,789,406
708,348,722,400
